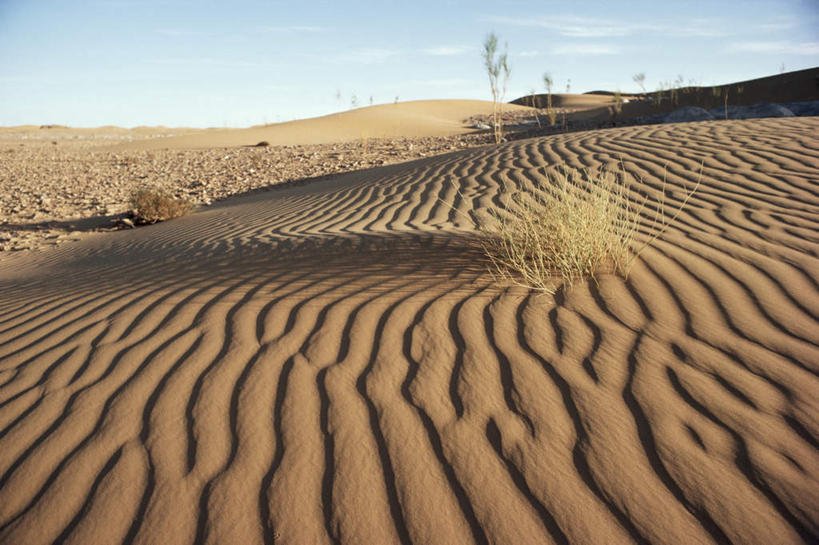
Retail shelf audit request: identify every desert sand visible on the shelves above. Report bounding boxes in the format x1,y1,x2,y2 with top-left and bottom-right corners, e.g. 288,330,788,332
1,105,818,545
1,99,540,253
111,99,537,150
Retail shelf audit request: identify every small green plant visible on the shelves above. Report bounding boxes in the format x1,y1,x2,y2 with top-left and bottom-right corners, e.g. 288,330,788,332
707,86,720,109
654,83,665,105
547,108,557,128
528,88,541,127
543,72,556,126
130,189,191,224
632,72,646,94
610,91,624,123
482,32,511,144
724,89,729,120
475,165,700,293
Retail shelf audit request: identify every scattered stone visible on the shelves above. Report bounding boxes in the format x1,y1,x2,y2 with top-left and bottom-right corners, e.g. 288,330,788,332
783,100,819,116
709,103,795,120
0,131,489,254
664,106,715,123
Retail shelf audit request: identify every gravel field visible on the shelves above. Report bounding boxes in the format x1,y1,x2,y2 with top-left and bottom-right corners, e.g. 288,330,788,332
0,131,489,254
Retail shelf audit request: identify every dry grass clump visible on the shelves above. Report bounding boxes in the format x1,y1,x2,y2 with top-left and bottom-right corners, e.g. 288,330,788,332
129,188,192,224
480,166,698,293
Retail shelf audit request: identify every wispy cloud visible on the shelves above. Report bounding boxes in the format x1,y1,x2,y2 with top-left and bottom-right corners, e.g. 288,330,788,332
755,22,796,32
753,16,798,33
485,15,624,37
421,46,471,56
148,57,269,68
409,78,474,87
551,43,620,55
96,0,141,7
484,15,728,38
336,48,399,64
727,41,819,55
259,25,325,33
156,27,208,37
517,50,541,57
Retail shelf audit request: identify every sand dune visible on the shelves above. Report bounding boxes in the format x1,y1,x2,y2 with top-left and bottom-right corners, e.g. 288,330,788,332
1,117,818,544
111,100,535,150
514,67,819,128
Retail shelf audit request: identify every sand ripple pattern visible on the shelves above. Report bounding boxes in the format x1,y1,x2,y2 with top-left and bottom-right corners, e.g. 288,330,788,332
1,118,818,544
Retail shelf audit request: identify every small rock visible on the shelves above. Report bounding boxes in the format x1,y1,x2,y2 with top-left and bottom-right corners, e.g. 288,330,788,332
664,107,714,123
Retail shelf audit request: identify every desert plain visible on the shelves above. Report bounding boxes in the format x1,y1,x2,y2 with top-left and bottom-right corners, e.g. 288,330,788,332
0,71,818,545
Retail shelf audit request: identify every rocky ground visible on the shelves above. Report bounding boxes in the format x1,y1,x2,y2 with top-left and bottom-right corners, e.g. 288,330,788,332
0,132,491,254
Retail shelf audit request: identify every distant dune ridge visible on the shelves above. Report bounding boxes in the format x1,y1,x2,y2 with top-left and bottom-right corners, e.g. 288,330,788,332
1,115,817,544
512,66,819,127
107,99,537,150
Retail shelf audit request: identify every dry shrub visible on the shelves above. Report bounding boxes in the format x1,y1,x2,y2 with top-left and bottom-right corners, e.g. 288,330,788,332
546,107,557,127
130,189,191,224
479,166,698,293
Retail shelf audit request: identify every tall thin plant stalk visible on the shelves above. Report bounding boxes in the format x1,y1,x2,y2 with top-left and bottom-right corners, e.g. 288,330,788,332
543,72,556,126
482,32,511,144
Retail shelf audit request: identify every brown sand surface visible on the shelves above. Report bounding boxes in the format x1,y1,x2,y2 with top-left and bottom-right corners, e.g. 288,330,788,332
111,99,535,150
0,132,486,253
0,117,817,544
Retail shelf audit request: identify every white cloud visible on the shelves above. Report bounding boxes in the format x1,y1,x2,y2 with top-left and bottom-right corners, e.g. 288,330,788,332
148,57,269,68
336,48,399,64
421,46,472,56
156,27,208,37
753,16,798,33
755,22,796,32
727,41,819,55
551,43,620,55
259,25,324,33
97,1,141,7
483,15,728,38
486,15,628,37
409,78,474,87
517,50,540,57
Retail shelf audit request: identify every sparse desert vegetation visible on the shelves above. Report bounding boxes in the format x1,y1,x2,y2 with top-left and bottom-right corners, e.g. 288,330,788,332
481,31,511,143
1,6,817,538
543,72,557,126
478,165,699,293
129,188,191,224
633,72,646,94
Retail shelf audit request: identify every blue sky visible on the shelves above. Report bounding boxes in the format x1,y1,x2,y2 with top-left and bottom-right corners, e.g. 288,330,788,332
1,0,817,127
